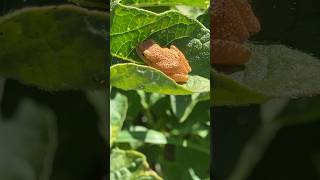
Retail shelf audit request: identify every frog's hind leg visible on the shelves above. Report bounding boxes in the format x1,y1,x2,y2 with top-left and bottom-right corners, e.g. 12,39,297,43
155,58,180,74
169,73,189,84
212,39,251,65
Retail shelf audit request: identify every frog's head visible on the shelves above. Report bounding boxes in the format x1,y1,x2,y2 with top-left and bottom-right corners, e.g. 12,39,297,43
136,39,159,63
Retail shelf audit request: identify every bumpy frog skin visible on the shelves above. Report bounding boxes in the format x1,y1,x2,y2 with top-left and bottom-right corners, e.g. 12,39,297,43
211,0,261,65
136,40,192,83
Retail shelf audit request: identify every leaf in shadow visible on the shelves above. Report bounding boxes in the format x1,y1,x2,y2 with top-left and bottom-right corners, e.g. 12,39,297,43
86,90,108,140
0,5,108,91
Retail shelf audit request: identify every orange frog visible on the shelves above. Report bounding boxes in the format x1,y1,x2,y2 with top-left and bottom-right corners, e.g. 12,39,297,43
211,0,261,65
136,40,192,83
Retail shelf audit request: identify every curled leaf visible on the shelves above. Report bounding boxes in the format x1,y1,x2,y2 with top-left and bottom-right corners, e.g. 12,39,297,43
111,63,210,95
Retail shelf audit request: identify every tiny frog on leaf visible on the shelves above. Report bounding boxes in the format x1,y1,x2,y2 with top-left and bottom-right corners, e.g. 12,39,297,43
211,0,260,65
136,40,192,84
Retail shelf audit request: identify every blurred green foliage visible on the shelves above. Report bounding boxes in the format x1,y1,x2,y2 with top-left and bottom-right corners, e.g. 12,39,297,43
0,0,107,179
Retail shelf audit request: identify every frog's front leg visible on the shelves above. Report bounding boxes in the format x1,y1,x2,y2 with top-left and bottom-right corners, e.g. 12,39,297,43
211,39,251,65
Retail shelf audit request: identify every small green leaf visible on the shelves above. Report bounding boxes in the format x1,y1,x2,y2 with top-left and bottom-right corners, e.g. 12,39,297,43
213,44,320,106
110,148,162,180
116,128,210,154
170,92,209,122
110,93,128,147
111,3,210,78
0,5,108,91
110,63,210,95
171,100,210,138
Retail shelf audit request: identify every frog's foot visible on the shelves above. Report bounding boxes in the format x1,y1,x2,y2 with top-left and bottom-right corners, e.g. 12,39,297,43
168,73,189,84
211,39,251,65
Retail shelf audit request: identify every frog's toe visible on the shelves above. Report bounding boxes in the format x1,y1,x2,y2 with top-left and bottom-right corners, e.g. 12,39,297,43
169,74,189,83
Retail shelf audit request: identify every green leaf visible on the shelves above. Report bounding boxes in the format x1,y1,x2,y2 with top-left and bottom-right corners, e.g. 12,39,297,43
213,44,320,106
120,0,209,8
116,129,168,144
116,128,210,154
119,89,143,122
0,99,57,180
110,148,162,180
0,5,108,91
111,63,210,95
170,100,210,138
110,3,210,78
170,92,209,122
110,92,128,147
160,141,210,179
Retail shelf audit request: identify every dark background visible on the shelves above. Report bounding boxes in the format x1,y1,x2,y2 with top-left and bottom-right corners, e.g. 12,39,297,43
213,0,320,180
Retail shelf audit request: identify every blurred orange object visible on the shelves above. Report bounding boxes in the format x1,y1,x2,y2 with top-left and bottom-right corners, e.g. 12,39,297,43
211,0,261,65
